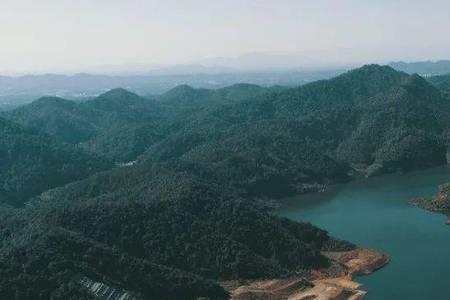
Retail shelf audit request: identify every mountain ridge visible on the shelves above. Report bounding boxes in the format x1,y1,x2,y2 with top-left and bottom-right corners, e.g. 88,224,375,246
0,64,448,299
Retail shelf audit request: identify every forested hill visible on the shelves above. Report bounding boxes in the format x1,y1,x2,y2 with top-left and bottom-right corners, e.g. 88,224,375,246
429,74,450,95
142,65,448,196
1,65,449,299
0,117,111,206
0,160,351,300
3,89,164,162
4,65,448,199
3,85,272,162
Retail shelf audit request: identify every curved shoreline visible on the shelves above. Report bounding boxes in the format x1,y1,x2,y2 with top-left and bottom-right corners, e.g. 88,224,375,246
410,182,450,224
224,248,389,300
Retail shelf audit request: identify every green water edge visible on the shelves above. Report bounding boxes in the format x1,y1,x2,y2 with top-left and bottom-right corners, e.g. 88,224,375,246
279,165,450,300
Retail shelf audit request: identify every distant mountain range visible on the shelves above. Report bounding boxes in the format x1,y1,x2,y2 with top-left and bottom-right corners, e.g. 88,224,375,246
0,69,345,111
3,54,450,112
389,60,450,76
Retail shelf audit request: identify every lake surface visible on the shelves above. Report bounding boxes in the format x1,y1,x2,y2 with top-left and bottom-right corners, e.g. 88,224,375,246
279,166,450,300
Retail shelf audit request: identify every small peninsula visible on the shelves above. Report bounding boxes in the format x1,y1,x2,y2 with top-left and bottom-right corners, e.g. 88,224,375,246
411,182,450,216
225,248,388,300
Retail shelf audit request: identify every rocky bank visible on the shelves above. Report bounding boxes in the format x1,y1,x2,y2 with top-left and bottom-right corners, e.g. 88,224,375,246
223,248,389,300
411,182,450,213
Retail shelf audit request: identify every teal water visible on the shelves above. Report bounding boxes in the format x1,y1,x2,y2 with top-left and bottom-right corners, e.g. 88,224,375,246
279,166,450,300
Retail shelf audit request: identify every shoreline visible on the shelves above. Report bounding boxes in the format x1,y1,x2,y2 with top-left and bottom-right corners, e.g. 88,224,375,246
223,247,389,300
409,182,450,222
280,165,450,212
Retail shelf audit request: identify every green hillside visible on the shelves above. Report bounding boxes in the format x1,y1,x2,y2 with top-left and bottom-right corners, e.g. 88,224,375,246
1,65,448,299
0,118,111,206
4,89,163,162
142,65,447,196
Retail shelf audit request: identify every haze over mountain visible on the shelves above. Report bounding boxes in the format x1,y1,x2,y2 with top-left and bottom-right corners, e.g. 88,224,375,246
0,68,346,111
390,60,450,76
3,0,450,75
3,53,450,113
84,51,359,75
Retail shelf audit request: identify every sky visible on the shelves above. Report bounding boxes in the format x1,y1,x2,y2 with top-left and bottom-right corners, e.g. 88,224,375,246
1,0,450,74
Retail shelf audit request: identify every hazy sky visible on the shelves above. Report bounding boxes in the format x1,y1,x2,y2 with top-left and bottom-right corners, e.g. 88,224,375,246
1,0,450,74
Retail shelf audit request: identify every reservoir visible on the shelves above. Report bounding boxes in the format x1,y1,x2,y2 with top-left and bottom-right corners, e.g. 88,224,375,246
280,165,450,300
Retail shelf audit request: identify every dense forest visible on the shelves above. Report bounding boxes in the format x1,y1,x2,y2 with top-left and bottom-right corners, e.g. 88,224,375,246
0,65,449,299
0,118,111,206
3,89,164,162
141,66,448,196
0,160,352,299
429,74,450,96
